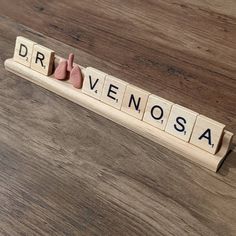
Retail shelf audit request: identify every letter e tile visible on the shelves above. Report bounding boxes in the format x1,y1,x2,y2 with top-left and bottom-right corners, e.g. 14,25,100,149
13,36,36,67
31,44,55,76
101,75,128,109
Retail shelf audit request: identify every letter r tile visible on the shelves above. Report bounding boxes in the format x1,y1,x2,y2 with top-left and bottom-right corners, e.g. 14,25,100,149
101,75,128,109
31,44,55,76
13,36,36,67
82,67,107,100
190,115,225,154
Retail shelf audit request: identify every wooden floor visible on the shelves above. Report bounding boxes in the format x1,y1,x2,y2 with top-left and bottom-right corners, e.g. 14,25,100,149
0,1,236,235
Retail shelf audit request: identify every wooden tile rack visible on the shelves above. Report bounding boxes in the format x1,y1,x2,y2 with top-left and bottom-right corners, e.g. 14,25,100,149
4,57,234,172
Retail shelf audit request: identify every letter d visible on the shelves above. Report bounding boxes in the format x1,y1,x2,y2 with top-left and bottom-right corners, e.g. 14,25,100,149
19,44,28,58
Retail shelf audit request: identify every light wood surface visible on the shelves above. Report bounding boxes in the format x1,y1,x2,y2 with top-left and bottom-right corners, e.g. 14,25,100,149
0,1,236,235
5,58,233,172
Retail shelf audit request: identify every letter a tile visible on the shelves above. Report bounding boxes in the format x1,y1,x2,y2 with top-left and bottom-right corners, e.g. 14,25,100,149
190,115,225,154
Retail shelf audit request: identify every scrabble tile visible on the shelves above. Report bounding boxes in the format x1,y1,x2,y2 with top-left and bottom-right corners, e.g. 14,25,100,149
13,36,36,67
31,44,55,76
101,75,128,109
190,115,225,154
82,67,107,100
165,104,198,142
121,85,150,120
143,95,173,130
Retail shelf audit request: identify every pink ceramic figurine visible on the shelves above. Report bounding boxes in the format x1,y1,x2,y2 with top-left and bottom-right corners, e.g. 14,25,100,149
54,53,83,89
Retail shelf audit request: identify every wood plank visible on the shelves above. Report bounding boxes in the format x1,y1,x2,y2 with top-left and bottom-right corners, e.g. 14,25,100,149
0,9,236,236
5,58,233,172
0,0,235,144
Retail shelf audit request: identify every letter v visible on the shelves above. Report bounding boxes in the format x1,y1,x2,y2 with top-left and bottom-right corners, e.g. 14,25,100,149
89,76,99,90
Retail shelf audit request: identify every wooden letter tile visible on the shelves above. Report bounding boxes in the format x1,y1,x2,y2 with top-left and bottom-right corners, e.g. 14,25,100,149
121,85,150,120
190,115,225,154
82,67,107,100
165,104,198,142
101,75,128,109
143,95,173,130
13,36,36,67
31,44,55,76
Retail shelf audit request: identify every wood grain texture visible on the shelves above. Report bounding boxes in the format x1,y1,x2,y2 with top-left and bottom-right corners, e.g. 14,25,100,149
5,58,232,172
0,0,235,140
0,1,236,235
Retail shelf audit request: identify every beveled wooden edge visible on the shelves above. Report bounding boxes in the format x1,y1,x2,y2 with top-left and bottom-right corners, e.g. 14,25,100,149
4,58,234,172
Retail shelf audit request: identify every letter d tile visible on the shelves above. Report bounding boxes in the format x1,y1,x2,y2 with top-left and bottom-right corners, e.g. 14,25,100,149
101,75,128,110
13,36,36,67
